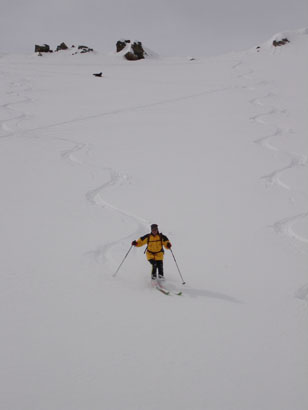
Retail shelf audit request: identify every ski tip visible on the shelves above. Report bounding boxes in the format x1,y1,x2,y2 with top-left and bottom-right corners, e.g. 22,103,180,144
156,286,170,295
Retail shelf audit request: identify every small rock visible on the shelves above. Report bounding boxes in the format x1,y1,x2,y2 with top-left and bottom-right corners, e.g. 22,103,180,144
56,42,68,51
78,45,94,53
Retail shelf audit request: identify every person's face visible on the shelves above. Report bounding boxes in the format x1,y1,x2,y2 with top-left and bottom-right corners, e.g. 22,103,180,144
151,227,158,235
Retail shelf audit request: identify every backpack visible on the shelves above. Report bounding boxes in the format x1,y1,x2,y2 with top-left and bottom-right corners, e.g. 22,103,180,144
141,232,167,254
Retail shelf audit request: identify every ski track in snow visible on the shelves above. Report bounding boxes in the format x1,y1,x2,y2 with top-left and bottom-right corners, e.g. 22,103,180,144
54,134,150,270
251,109,307,190
234,59,308,304
84,167,149,268
57,135,150,269
17,85,232,134
271,212,308,244
295,283,308,302
60,139,91,164
0,79,33,139
234,60,308,252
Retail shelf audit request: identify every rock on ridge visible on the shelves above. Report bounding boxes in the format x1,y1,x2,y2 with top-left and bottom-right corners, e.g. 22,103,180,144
116,39,147,61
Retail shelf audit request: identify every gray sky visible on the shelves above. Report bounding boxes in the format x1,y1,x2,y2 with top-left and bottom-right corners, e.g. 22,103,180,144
1,0,307,56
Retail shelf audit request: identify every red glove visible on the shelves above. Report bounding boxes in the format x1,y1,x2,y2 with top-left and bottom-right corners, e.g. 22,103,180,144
166,242,172,249
132,240,137,246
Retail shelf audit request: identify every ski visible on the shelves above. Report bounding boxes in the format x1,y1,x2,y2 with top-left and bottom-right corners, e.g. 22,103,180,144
168,289,182,296
157,279,182,296
154,281,182,296
156,285,170,295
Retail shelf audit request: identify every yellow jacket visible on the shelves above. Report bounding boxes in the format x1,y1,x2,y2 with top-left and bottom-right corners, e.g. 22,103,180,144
136,233,171,260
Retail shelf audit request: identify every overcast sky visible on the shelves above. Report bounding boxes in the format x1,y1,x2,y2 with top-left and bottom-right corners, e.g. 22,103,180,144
1,0,307,56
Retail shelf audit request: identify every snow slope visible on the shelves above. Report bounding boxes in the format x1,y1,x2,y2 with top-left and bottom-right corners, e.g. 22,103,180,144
1,29,308,410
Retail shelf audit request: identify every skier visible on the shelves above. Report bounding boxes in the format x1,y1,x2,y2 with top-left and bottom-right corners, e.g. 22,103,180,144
131,224,172,280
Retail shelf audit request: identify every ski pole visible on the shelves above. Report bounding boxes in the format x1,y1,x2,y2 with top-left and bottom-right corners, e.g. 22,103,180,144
112,245,133,277
170,248,186,285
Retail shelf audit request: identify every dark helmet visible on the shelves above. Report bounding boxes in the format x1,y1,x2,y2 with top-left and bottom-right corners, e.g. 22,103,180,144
151,224,158,230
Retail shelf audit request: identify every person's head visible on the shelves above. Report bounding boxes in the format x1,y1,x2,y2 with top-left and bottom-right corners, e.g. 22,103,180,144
151,224,159,235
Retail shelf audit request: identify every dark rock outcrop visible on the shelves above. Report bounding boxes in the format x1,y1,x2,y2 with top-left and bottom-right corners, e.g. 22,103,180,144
273,38,290,47
116,39,146,61
35,42,94,55
35,44,51,53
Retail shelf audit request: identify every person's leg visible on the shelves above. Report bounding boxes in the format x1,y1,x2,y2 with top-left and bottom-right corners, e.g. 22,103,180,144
157,260,164,278
149,259,157,278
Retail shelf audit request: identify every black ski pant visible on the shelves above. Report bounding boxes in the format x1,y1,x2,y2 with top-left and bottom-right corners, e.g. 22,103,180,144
149,259,164,277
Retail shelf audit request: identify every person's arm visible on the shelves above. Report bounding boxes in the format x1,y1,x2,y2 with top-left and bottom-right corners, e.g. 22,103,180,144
162,235,172,249
132,234,149,247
